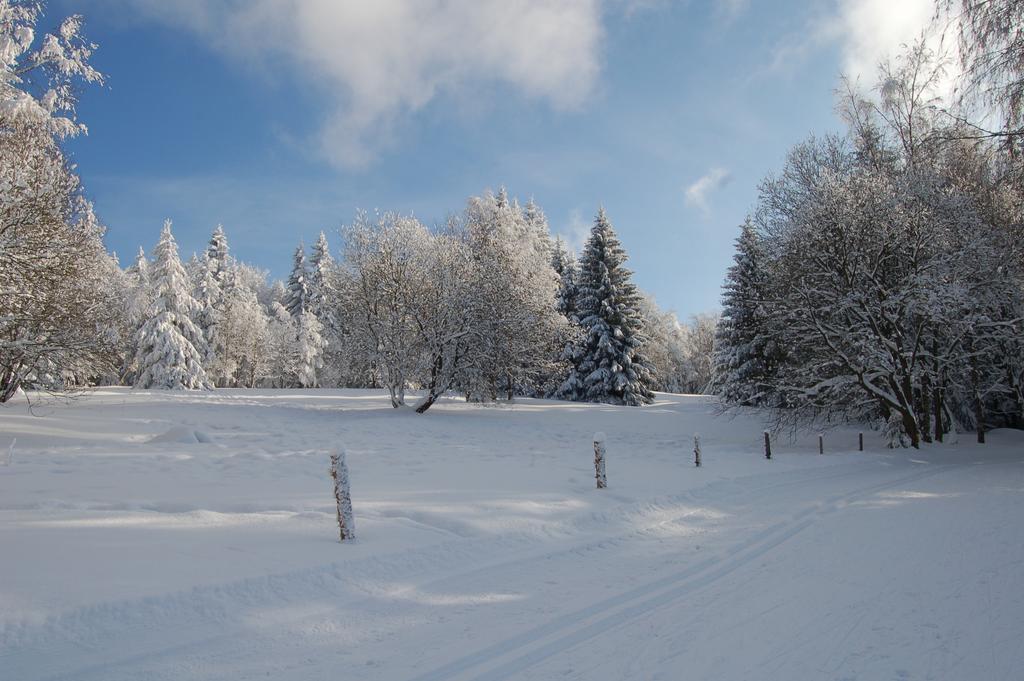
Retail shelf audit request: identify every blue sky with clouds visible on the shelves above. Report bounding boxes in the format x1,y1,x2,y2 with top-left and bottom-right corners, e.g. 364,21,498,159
51,0,936,318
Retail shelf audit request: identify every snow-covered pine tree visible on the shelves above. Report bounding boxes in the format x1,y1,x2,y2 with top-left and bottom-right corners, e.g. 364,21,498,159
711,219,777,405
194,226,234,384
133,221,211,390
561,209,654,406
206,225,231,287
550,236,579,322
284,243,310,319
309,231,335,322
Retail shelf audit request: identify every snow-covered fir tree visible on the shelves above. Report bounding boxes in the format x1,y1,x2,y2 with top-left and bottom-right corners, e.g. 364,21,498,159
206,225,231,287
550,236,579,322
711,219,778,406
284,243,310,319
133,221,211,390
308,231,335,321
560,209,654,406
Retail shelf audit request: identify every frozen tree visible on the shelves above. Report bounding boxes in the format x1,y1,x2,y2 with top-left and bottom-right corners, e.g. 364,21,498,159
636,294,689,393
551,235,579,322
294,310,326,388
284,243,310,319
712,220,777,405
194,225,235,384
716,43,1024,446
0,2,115,401
133,221,211,390
561,209,654,406
218,280,271,387
308,231,335,321
939,0,1024,146
261,301,298,388
339,212,427,407
457,189,565,401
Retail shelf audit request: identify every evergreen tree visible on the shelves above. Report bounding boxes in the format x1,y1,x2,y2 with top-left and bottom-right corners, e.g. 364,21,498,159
560,209,654,406
309,231,335,324
284,243,310,319
711,219,778,405
550,236,579,322
195,226,234,383
206,225,231,287
134,221,211,390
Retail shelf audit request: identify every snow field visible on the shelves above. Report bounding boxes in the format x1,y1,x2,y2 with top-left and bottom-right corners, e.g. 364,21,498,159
1,389,1022,680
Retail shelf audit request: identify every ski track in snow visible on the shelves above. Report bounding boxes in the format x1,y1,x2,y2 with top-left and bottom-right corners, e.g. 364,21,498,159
1,389,1022,681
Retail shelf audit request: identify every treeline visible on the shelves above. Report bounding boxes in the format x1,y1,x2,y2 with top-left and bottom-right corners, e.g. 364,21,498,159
112,192,716,412
713,33,1024,446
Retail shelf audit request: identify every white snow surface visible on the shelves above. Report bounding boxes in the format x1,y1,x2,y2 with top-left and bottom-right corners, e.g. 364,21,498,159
1,389,1022,680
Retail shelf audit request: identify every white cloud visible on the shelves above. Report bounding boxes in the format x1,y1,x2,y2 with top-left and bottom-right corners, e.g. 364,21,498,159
123,0,606,168
828,0,948,86
771,0,958,96
684,168,732,212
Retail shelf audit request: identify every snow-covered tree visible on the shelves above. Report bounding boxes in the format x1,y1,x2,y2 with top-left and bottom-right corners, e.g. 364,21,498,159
457,189,565,401
133,221,211,390
711,220,779,405
284,243,310,319
0,3,115,401
560,209,654,406
309,231,335,321
194,225,235,385
551,236,579,322
294,310,326,388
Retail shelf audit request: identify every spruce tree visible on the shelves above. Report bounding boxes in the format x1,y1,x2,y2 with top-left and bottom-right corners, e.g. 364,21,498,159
711,219,777,406
561,209,654,406
206,225,231,287
134,221,211,390
284,243,310,319
195,226,233,384
550,236,579,322
309,231,335,323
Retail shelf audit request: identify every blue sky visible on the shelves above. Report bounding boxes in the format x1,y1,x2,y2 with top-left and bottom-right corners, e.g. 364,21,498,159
50,0,935,319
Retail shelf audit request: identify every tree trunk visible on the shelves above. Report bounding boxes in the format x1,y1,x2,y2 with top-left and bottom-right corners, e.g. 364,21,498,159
919,375,932,444
0,367,23,404
934,384,944,443
900,408,920,448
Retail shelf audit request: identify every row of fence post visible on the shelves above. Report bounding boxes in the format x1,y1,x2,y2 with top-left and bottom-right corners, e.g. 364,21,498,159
590,430,868,488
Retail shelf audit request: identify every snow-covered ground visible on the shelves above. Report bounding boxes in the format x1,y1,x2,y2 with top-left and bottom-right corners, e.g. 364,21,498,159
1,389,1022,681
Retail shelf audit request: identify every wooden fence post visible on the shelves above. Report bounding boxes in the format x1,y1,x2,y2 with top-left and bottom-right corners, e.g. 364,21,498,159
330,449,356,542
594,433,607,489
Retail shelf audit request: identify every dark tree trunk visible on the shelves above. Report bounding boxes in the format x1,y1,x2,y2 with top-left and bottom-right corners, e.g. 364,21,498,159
0,367,23,404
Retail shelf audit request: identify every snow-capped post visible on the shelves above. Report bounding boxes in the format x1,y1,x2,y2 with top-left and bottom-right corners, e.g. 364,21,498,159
694,434,701,467
763,431,772,460
329,449,355,542
858,433,863,451
593,432,607,489
4,438,14,466
818,434,824,455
